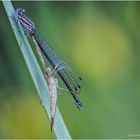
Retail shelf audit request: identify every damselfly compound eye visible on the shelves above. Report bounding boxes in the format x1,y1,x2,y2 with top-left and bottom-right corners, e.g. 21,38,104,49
16,8,25,17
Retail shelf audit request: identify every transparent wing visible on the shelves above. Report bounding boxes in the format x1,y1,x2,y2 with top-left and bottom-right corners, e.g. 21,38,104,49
55,60,82,95
33,30,83,95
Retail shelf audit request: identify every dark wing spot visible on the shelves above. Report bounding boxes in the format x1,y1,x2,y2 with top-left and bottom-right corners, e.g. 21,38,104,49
75,87,77,91
79,77,82,80
78,85,81,89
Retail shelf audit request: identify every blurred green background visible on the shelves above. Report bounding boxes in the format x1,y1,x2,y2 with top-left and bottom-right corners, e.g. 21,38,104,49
0,1,140,139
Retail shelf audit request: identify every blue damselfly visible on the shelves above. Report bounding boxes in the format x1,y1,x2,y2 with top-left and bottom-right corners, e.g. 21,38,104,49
16,8,83,110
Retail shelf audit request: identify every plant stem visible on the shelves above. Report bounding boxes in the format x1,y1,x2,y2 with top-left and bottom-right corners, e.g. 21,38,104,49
2,0,71,139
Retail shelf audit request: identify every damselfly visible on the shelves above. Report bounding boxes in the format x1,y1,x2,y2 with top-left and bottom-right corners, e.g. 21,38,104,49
16,8,83,110
45,67,58,131
32,32,58,130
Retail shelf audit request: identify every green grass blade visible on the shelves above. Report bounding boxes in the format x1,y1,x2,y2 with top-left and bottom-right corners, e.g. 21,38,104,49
2,0,71,139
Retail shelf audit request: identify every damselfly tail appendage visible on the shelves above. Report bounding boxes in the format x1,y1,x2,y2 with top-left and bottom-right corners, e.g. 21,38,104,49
72,94,83,110
51,117,54,131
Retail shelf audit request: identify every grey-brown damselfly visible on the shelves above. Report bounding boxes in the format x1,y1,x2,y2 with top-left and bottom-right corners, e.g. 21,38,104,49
32,33,58,130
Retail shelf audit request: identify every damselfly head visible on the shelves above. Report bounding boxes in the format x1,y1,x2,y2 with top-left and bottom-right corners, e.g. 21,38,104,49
16,8,25,18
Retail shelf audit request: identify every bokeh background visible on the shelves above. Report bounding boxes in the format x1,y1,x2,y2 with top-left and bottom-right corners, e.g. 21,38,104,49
0,1,140,139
